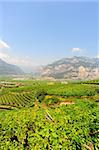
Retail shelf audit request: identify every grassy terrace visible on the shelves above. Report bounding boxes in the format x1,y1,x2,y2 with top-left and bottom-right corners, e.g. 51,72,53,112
0,79,99,149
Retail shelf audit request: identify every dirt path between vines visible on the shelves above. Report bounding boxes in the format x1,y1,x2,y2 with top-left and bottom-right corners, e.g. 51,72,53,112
60,101,75,106
0,105,18,110
41,100,75,109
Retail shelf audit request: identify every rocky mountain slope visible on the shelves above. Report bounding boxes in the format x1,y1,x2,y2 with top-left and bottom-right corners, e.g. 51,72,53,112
0,59,24,75
41,56,99,80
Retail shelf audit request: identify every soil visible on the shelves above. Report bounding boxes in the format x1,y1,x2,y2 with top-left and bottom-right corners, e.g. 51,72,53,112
60,101,75,106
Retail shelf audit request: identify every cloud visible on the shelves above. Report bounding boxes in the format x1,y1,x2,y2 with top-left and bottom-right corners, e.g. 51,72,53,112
0,40,10,49
96,54,99,58
0,51,10,59
0,40,33,67
0,50,35,67
71,48,82,52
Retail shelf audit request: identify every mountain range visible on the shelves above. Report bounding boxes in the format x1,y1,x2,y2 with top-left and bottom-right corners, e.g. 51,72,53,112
40,56,99,80
0,59,24,75
0,56,99,80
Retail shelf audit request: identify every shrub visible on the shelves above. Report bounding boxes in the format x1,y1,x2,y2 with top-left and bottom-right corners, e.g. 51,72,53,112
35,89,47,103
45,96,59,105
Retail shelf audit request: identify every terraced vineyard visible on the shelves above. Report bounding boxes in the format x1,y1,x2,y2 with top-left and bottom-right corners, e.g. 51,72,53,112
47,83,98,97
0,79,99,149
0,80,99,109
0,92,35,109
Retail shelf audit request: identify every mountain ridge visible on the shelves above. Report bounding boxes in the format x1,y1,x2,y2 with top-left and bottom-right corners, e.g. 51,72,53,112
0,59,24,75
40,56,99,80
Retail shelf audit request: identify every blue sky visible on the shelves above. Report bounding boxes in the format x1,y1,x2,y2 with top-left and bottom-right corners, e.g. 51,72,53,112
0,1,98,67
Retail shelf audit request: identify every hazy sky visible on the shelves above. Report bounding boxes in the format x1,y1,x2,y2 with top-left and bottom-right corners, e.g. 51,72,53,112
0,0,98,67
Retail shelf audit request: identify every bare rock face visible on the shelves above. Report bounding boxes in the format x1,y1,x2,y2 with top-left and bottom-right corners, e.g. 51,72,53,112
78,66,88,78
41,56,99,80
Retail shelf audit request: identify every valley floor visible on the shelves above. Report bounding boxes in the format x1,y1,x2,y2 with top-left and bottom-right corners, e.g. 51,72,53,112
0,79,99,149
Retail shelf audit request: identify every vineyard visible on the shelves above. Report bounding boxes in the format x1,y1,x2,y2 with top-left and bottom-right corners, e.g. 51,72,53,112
0,79,99,149
0,80,99,109
0,93,35,108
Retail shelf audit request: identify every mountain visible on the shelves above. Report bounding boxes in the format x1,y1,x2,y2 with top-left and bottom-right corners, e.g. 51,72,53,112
40,56,99,80
0,59,24,75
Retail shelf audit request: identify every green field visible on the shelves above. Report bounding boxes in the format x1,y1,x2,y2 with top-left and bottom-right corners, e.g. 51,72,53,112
0,79,99,149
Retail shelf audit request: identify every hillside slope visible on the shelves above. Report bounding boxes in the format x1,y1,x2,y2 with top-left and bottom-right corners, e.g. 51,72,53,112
41,56,99,79
0,59,24,75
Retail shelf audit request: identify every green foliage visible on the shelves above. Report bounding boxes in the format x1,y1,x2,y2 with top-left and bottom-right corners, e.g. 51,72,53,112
0,79,99,149
47,83,98,97
35,89,47,103
45,96,60,105
82,79,99,84
0,92,35,108
0,100,99,149
0,80,99,109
